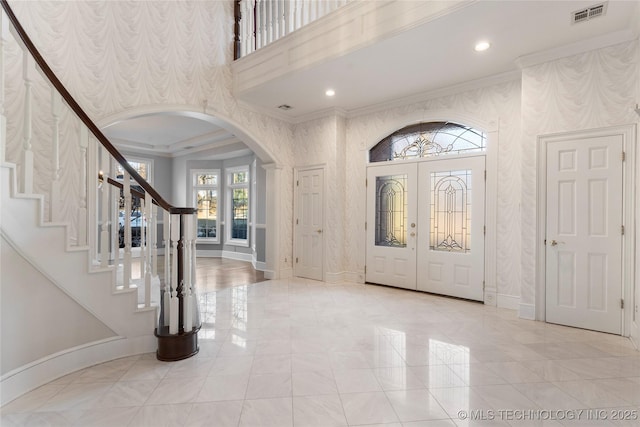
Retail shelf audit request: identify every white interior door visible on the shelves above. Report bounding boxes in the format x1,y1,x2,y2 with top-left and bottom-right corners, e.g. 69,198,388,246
545,135,623,334
296,168,324,281
366,163,418,289
417,157,485,301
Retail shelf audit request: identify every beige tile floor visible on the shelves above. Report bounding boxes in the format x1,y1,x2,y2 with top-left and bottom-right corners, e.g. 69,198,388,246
2,272,639,426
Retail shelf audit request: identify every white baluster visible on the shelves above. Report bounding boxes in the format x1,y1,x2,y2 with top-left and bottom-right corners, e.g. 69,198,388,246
77,126,88,246
183,214,193,332
240,0,247,56
265,0,271,45
112,182,120,286
255,0,262,49
99,149,109,268
190,215,197,327
293,0,300,31
123,170,132,289
139,198,145,280
152,203,158,276
169,213,180,334
302,0,308,28
247,0,255,54
144,192,152,307
0,12,8,164
163,209,171,326
21,51,34,194
283,0,291,35
50,90,62,222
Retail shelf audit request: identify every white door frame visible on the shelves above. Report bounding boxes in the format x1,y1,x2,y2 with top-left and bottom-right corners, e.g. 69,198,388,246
536,124,636,336
293,164,326,281
364,114,498,306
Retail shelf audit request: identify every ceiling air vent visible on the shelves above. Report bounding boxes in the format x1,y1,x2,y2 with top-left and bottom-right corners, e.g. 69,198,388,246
572,2,607,24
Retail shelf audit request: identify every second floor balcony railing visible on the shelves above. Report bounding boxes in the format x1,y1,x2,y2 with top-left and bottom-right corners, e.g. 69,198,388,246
235,0,351,59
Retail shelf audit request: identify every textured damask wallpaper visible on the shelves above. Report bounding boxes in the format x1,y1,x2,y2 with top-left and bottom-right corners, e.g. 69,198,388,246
520,40,640,306
6,0,295,266
344,80,523,299
5,1,639,310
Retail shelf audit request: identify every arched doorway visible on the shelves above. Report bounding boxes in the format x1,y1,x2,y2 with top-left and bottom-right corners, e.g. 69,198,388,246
366,121,487,301
98,107,283,279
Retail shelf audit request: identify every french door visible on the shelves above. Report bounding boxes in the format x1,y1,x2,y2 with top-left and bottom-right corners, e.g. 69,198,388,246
366,156,485,301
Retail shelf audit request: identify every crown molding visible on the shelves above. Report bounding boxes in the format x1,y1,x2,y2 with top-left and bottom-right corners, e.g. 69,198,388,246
292,107,348,125
236,100,295,124
515,28,638,69
346,70,521,119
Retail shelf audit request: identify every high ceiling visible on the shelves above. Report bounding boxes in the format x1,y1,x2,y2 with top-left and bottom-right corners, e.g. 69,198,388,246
236,0,640,119
104,1,639,153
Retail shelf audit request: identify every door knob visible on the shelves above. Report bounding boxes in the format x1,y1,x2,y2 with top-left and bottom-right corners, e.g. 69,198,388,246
410,232,416,237
316,229,323,234
410,223,416,228
550,240,564,246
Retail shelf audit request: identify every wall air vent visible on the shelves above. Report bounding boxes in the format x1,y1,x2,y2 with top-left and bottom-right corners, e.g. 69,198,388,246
572,2,607,24
277,104,293,110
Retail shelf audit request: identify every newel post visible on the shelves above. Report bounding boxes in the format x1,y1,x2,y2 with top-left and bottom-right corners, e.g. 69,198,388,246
155,209,200,361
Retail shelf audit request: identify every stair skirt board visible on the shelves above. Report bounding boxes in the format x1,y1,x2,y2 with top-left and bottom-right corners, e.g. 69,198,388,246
0,335,156,406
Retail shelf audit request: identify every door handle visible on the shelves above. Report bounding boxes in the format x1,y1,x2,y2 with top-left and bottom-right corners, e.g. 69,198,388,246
550,240,564,246
316,229,323,234
410,232,416,237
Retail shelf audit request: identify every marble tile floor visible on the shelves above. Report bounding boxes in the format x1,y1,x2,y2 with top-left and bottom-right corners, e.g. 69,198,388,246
2,278,639,427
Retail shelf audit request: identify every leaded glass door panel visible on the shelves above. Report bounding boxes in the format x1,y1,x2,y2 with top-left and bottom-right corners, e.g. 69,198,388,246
417,156,485,301
366,163,418,290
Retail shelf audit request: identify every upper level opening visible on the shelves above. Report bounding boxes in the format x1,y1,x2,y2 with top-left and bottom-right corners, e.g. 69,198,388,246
369,121,486,163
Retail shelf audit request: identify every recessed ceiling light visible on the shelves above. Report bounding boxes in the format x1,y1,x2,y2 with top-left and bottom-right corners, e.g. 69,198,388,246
474,41,491,52
325,89,335,97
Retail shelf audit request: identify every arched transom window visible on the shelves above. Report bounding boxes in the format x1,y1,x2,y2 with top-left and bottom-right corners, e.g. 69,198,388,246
369,121,486,163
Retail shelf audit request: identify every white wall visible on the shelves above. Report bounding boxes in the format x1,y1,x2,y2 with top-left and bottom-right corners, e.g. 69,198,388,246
9,0,296,275
330,80,522,299
520,40,640,317
1,236,116,375
6,1,639,328
293,115,347,280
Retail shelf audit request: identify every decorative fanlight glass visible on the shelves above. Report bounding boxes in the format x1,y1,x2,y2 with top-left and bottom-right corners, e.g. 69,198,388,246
369,121,486,163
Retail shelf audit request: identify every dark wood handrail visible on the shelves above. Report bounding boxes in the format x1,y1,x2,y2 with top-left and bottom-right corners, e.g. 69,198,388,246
1,0,184,213
103,176,158,207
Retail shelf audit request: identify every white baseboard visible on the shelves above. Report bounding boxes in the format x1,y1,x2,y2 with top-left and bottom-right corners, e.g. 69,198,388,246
263,270,276,279
630,321,639,350
1,335,155,406
483,287,497,306
325,272,344,283
497,293,520,311
322,271,361,283
280,267,293,279
222,250,253,262
519,303,536,320
252,258,266,271
197,250,222,258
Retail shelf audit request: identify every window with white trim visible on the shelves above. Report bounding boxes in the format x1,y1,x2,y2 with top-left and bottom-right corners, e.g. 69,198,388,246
115,158,152,248
226,166,250,246
193,170,220,243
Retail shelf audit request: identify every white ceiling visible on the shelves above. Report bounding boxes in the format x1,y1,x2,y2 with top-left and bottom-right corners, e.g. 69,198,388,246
102,113,245,158
103,1,639,154
237,0,640,119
